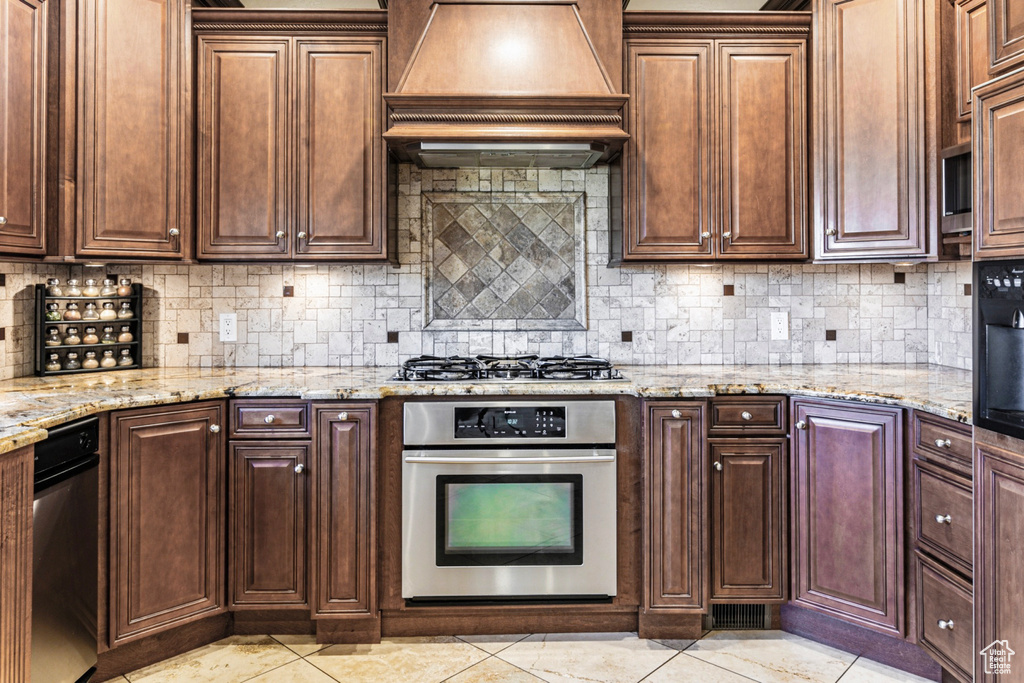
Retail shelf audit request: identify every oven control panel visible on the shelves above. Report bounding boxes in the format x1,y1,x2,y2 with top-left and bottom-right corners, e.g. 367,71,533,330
455,406,566,438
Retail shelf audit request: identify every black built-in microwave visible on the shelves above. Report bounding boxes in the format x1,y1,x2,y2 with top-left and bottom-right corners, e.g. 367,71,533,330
975,260,1024,439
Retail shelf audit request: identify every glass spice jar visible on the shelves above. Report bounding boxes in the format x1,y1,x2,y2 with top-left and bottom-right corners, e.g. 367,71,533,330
117,348,134,366
82,302,99,320
63,302,82,321
63,352,81,371
117,325,134,343
46,278,63,297
82,351,99,369
100,326,116,344
44,328,62,347
117,301,134,319
45,353,62,372
65,279,82,296
63,327,81,345
100,278,118,296
45,303,62,321
100,349,117,368
82,279,100,297
83,326,99,345
117,278,133,297
99,302,117,320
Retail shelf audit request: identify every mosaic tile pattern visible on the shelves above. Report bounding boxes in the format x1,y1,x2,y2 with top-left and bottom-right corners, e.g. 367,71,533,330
424,192,586,330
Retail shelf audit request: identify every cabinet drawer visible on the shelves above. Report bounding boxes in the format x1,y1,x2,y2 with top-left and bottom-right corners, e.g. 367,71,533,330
914,458,973,575
709,396,786,435
913,411,972,471
230,400,311,439
916,552,973,682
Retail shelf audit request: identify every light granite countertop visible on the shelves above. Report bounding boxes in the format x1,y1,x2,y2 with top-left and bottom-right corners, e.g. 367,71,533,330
0,363,972,454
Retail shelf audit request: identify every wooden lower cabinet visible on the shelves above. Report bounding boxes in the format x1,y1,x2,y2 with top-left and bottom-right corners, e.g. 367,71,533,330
108,402,225,646
311,404,376,619
709,439,787,602
914,551,973,683
0,446,32,683
644,403,706,614
790,398,904,636
229,442,308,608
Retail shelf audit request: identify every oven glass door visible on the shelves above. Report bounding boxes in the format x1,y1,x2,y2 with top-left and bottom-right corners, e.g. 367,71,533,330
436,474,583,566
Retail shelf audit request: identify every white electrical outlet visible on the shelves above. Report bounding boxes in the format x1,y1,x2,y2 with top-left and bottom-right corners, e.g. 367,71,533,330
219,313,237,343
770,312,790,341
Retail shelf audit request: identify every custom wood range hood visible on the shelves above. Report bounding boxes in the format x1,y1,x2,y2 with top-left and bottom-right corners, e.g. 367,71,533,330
384,0,628,168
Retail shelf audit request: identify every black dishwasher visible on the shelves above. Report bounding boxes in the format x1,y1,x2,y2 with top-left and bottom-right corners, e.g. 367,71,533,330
32,416,99,683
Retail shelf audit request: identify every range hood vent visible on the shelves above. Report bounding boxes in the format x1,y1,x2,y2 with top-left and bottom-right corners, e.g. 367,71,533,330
385,0,627,168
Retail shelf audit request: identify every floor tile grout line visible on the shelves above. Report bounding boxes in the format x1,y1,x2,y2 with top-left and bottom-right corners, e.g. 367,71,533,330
270,633,331,658
235,652,307,683
634,649,684,683
678,651,764,683
833,654,860,683
438,652,499,682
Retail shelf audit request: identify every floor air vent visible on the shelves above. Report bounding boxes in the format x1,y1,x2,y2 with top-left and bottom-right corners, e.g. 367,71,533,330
705,604,771,630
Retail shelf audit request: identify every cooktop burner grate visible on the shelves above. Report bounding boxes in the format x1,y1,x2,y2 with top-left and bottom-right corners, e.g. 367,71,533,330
394,354,623,382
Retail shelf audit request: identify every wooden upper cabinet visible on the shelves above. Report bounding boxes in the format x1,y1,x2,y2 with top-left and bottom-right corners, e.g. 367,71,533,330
790,398,904,637
957,0,990,121
623,41,714,261
974,65,1024,259
814,0,929,260
0,0,46,256
717,41,807,259
989,0,1024,75
296,39,385,259
197,38,291,259
77,0,191,259
109,402,225,646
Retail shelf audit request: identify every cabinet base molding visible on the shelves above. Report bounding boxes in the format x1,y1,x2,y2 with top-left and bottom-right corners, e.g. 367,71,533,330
637,611,704,640
780,605,940,681
316,616,382,644
92,614,231,682
233,609,315,636
381,608,638,638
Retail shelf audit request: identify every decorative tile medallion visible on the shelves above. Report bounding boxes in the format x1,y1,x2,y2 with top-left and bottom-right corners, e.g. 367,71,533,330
422,192,587,331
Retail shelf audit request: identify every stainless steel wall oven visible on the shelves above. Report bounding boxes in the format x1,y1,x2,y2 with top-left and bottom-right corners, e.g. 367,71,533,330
401,400,617,601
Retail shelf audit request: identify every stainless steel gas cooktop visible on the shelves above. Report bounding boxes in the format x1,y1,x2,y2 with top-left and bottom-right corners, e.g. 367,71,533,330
393,355,625,382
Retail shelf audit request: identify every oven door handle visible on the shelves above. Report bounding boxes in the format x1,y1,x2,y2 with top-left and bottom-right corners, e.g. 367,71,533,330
404,454,616,464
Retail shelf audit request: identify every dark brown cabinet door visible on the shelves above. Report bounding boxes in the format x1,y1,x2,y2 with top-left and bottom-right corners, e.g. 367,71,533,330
109,402,225,646
989,0,1024,75
974,67,1024,259
623,41,714,261
77,0,190,258
975,429,1024,683
296,39,386,260
709,439,787,602
957,0,990,121
814,0,928,260
197,37,291,259
645,403,706,611
230,442,308,608
0,0,46,256
312,404,376,617
717,42,807,259
0,446,32,682
790,398,904,636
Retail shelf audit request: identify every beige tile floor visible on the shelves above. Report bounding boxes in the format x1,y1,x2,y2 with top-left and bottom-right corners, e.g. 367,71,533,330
111,631,935,683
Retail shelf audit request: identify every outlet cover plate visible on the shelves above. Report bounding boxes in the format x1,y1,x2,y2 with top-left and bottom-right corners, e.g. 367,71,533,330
219,313,237,342
770,312,790,341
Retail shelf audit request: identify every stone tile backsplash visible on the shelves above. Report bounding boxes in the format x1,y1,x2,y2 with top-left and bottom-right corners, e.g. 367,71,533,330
0,166,974,378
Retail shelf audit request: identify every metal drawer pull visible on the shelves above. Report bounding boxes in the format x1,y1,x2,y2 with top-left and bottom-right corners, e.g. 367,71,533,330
741,411,753,421
297,232,308,240
825,227,837,236
938,619,954,631
934,438,951,448
795,420,807,430
264,414,276,424
671,409,682,419
935,513,952,525
169,228,180,237
338,412,348,421
275,231,286,239
700,232,711,239
713,461,723,471
722,231,732,239
209,424,220,433
0,217,7,225
294,463,305,474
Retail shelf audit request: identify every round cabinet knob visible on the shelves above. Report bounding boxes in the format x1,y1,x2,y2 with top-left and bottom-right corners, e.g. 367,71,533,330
741,411,753,421
937,619,954,630
825,227,838,236
209,424,221,433
713,461,723,471
935,513,952,525
168,228,180,238
722,231,732,239
700,232,711,239
264,414,276,424
934,438,951,448
275,231,286,239
338,412,348,421
795,420,807,430
0,216,7,225
671,409,682,419
297,232,308,240
294,463,305,474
